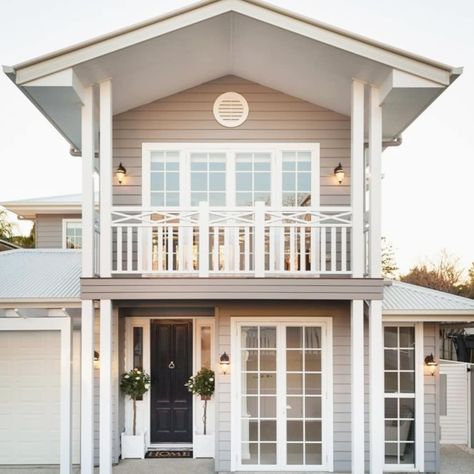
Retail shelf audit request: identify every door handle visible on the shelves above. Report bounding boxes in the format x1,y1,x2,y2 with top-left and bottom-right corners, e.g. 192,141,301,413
168,361,175,369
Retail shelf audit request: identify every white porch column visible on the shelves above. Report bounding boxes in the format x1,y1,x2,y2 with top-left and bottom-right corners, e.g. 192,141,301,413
368,86,382,278
351,300,365,473
60,317,73,474
100,299,113,474
81,300,95,474
82,85,95,278
100,79,113,278
369,300,384,473
351,79,365,278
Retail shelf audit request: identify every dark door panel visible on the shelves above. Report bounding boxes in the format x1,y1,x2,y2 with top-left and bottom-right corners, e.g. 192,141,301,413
150,320,192,443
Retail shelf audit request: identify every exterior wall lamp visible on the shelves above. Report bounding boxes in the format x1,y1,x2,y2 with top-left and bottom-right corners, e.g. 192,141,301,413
424,353,438,376
220,352,230,374
94,350,100,370
334,162,344,184
116,162,127,184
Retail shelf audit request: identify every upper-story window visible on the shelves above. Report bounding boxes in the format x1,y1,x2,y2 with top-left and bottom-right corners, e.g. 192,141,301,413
142,144,320,209
150,151,180,206
235,152,272,206
282,151,312,207
63,219,82,249
190,153,226,206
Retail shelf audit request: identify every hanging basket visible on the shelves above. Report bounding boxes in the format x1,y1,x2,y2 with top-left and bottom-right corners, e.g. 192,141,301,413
201,394,211,401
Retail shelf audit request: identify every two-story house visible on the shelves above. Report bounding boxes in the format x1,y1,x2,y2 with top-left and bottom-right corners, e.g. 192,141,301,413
2,1,474,473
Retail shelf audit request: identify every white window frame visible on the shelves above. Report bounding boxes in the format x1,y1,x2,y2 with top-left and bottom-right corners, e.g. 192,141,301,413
142,143,320,209
383,322,424,473
124,316,216,450
230,317,333,472
62,218,82,249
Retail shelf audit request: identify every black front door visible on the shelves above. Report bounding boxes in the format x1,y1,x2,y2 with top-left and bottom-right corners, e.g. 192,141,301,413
150,320,193,443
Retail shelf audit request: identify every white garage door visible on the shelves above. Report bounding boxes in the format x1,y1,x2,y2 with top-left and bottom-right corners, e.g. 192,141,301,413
0,330,73,464
440,361,469,445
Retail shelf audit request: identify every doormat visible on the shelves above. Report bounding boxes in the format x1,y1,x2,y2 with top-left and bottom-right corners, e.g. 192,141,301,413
145,449,193,459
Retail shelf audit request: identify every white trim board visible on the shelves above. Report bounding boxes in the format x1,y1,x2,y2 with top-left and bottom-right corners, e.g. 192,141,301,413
12,0,454,86
0,317,72,474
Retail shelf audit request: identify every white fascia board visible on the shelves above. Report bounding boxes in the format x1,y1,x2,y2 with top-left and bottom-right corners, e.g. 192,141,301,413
3,203,81,219
23,68,86,105
11,0,454,86
379,69,444,105
13,0,233,85
0,299,81,308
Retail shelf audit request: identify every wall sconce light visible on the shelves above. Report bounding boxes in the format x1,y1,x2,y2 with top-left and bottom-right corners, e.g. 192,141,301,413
94,350,100,370
424,353,438,376
334,162,344,184
116,162,127,184
220,352,230,374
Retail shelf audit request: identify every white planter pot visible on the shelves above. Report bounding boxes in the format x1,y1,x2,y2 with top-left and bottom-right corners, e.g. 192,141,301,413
121,432,145,459
193,433,215,458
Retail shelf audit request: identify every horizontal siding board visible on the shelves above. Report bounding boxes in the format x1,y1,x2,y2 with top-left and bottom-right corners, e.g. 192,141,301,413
112,75,350,208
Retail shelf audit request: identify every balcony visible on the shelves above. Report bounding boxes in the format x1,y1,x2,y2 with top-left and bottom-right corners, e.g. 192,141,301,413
109,203,352,277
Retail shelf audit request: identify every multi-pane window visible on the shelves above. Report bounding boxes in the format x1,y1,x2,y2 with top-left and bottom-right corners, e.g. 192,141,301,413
286,326,322,465
64,220,82,249
190,153,226,206
384,326,416,466
150,151,180,206
282,151,312,207
235,153,272,206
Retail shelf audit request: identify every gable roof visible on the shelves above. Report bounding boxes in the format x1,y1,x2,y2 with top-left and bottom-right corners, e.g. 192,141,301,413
0,249,81,302
4,0,461,150
383,280,474,314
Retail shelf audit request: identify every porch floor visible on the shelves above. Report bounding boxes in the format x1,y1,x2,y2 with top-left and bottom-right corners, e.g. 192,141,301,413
0,459,214,474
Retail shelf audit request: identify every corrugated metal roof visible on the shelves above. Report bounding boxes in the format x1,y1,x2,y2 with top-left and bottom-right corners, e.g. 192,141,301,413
1,250,473,311
383,281,474,312
0,249,81,300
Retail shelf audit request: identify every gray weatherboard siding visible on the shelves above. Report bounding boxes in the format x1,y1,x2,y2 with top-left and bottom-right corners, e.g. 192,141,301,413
35,214,80,249
112,75,351,207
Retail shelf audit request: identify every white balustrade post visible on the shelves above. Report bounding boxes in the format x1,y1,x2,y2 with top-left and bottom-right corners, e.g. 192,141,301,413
81,300,95,474
254,201,265,277
369,300,384,473
351,80,365,277
100,299,113,474
199,201,209,277
368,86,383,278
351,300,365,473
99,79,113,278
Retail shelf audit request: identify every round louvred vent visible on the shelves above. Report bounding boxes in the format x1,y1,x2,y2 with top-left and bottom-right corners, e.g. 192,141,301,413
213,92,249,128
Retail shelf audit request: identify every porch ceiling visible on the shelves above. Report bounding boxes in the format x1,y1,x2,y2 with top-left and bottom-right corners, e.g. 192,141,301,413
5,0,460,149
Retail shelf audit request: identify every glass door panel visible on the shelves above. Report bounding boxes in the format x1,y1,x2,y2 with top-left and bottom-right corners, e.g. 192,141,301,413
238,323,326,470
241,326,278,465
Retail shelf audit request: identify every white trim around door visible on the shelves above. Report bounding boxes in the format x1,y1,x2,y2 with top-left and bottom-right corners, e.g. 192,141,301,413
124,316,216,450
230,317,333,472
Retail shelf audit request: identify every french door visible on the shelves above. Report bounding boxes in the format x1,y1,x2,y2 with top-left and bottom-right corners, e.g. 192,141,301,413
233,320,332,471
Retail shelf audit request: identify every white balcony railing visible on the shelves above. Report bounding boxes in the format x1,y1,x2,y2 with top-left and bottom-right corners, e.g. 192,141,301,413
110,203,352,277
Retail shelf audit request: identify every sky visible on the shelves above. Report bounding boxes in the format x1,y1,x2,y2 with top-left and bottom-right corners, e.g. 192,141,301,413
0,0,473,274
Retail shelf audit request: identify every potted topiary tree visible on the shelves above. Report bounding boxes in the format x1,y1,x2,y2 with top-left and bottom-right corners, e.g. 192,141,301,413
120,368,150,459
185,367,215,458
